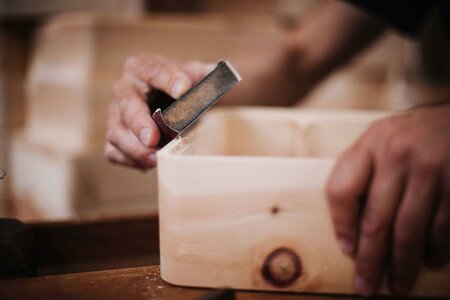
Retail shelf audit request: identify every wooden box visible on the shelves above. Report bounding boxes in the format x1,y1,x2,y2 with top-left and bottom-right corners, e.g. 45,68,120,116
157,107,450,296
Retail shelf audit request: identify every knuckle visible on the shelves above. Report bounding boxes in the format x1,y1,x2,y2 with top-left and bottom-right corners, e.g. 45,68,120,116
361,212,389,238
370,118,390,134
104,144,116,162
130,112,148,133
125,53,147,69
326,179,345,203
416,152,442,174
171,71,188,81
387,135,412,162
170,71,190,86
146,61,165,81
358,128,377,149
185,60,202,70
112,80,128,96
118,95,139,114
326,178,357,206
124,54,138,69
187,59,201,66
118,96,130,111
363,117,398,145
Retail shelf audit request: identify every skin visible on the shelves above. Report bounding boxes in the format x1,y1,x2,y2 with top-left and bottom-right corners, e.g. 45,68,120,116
326,103,450,295
106,1,450,296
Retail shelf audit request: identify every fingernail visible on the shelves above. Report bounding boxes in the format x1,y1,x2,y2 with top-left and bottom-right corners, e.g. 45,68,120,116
148,153,157,166
140,128,151,146
355,275,373,296
172,80,188,98
339,238,354,256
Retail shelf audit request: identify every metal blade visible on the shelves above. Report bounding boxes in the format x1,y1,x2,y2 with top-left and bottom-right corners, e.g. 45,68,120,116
162,60,241,132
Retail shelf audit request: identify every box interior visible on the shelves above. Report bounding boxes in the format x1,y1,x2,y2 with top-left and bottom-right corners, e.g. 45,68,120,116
170,108,383,159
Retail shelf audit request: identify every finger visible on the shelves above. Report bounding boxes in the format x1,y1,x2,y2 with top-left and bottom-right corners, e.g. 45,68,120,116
104,142,137,167
125,54,192,98
107,101,121,129
390,159,440,295
106,122,157,169
426,172,450,268
115,84,161,147
354,159,406,296
326,144,373,257
181,60,215,83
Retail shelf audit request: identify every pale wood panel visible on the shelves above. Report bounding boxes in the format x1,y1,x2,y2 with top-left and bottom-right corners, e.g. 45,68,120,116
10,135,158,220
157,107,450,297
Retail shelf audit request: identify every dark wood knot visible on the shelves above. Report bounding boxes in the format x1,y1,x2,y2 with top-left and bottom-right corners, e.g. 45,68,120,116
261,247,301,288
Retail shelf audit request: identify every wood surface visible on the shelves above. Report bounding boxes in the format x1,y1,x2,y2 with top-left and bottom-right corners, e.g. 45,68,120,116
10,135,158,220
0,265,374,300
0,213,370,300
0,208,440,299
157,107,450,297
29,213,159,275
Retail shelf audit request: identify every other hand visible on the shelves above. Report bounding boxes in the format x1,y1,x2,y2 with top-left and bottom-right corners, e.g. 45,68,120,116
327,102,450,295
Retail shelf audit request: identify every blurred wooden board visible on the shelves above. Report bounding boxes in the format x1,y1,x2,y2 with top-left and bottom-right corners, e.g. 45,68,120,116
0,265,369,300
0,0,145,17
0,207,442,300
29,213,159,276
10,135,158,220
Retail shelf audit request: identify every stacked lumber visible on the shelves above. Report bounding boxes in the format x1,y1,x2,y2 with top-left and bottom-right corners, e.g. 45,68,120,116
0,22,32,212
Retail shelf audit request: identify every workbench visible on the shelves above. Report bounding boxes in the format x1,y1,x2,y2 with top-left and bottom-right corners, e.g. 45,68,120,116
0,214,438,299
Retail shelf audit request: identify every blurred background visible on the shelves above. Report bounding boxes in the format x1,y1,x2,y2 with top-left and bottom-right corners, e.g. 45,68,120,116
0,0,431,221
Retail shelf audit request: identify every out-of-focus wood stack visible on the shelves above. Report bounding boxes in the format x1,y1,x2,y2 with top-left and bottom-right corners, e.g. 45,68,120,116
0,0,146,216
301,33,421,110
9,13,282,219
0,20,34,214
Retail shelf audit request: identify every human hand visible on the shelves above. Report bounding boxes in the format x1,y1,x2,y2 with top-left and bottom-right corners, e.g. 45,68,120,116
326,102,450,295
105,54,213,169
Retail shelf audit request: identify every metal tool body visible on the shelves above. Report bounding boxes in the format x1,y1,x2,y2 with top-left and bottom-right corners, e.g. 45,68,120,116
152,61,241,147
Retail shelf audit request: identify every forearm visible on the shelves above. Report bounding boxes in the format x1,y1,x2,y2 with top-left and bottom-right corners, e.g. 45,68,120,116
222,1,386,107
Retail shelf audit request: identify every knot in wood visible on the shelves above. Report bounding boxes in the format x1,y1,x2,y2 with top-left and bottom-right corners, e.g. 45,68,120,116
261,247,301,288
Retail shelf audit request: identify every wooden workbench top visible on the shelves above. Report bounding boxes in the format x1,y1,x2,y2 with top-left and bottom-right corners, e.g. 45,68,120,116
0,265,360,300
0,214,435,299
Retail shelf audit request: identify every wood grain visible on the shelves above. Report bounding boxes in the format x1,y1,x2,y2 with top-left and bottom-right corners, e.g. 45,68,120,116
157,108,450,297
0,265,367,300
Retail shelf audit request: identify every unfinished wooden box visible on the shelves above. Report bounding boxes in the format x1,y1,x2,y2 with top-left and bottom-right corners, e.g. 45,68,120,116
157,107,450,297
